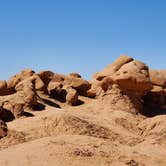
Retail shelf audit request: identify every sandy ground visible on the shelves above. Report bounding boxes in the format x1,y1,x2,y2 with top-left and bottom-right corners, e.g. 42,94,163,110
0,98,166,166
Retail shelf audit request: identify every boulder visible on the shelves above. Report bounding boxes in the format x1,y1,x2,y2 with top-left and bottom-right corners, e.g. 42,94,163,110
94,55,133,80
70,78,91,95
83,88,97,98
7,69,35,89
49,74,91,97
51,73,65,83
30,75,45,91
65,87,79,106
0,83,37,118
88,80,103,97
0,120,8,138
48,82,63,95
101,77,114,92
38,71,55,88
150,70,166,87
69,73,82,78
15,79,38,107
111,60,152,93
48,81,65,99
16,75,45,91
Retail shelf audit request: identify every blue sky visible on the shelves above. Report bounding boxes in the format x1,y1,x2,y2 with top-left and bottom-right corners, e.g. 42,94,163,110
0,0,166,80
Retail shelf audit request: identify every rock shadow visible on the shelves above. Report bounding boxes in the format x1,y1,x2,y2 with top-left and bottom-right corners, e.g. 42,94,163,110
0,109,15,122
41,98,61,108
23,112,34,117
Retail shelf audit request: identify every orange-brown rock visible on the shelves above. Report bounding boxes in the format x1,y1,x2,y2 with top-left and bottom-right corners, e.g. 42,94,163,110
83,88,97,98
38,71,55,88
0,80,7,90
101,77,114,92
16,75,45,91
150,70,166,87
48,74,91,97
70,78,91,95
15,79,38,107
89,80,103,97
112,60,152,93
1,91,36,118
94,55,133,80
69,73,82,78
48,82,63,95
151,85,163,93
51,73,65,83
47,82,65,101
7,69,35,89
65,87,79,106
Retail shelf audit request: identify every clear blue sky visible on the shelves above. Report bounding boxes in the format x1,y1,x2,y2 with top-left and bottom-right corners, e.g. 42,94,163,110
0,0,166,80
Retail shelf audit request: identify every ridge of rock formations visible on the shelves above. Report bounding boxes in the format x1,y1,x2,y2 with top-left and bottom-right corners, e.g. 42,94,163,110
0,55,166,166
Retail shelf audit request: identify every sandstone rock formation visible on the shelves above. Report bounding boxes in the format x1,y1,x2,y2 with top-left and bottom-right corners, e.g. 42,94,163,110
0,55,166,165
7,69,35,90
0,55,165,138
93,55,152,94
150,70,166,87
94,55,133,80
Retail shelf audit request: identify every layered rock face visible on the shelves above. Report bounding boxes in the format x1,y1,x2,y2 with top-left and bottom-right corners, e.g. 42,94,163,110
0,55,166,139
92,55,153,114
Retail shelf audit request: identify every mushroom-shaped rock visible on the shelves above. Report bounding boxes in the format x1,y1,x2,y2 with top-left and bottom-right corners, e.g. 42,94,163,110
112,60,152,93
94,55,133,80
0,120,8,138
70,78,91,95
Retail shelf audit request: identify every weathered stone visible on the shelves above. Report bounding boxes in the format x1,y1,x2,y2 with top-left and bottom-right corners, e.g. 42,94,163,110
65,87,79,106
112,60,152,93
7,69,35,89
94,55,133,80
69,73,82,78
150,70,166,87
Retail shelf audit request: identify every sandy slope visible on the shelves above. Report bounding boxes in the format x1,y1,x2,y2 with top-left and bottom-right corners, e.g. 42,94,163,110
0,99,166,166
